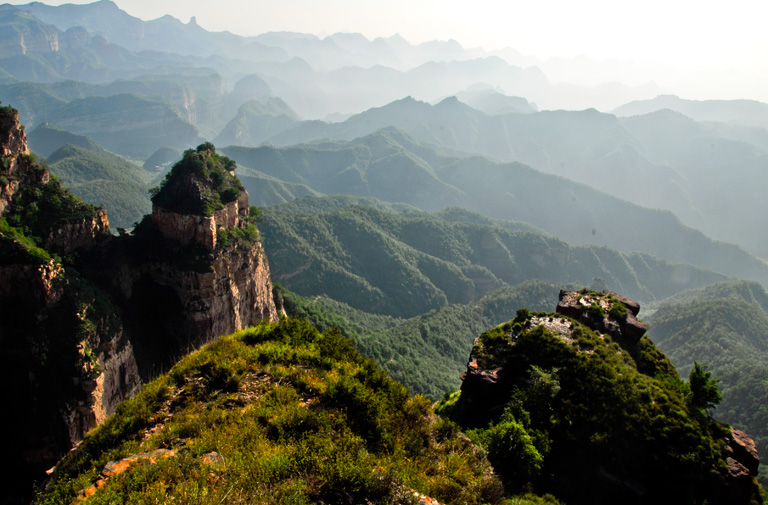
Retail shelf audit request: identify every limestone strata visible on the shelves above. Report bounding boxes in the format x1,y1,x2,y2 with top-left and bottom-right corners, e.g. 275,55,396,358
0,107,28,159
94,338,141,424
153,191,249,251
146,239,279,345
0,109,47,214
0,259,64,306
43,208,110,254
64,327,141,445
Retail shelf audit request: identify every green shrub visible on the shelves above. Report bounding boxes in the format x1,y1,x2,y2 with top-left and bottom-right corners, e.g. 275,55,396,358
608,302,628,322
587,302,604,319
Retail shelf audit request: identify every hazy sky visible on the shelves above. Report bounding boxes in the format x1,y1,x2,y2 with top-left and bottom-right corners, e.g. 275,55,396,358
5,0,768,100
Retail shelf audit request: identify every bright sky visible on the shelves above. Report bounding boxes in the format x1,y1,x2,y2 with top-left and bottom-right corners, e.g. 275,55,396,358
6,0,768,100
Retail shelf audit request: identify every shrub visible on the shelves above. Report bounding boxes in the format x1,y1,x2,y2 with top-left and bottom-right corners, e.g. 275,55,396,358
608,302,628,322
587,302,604,319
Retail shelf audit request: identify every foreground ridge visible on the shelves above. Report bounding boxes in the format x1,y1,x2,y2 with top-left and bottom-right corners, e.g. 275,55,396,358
38,319,503,505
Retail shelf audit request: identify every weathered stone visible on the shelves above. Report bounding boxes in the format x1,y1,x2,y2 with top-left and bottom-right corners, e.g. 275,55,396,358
42,208,110,255
727,428,760,476
555,289,647,345
724,457,753,505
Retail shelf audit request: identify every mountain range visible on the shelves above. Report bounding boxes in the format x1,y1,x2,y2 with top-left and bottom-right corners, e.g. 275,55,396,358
221,128,768,289
2,1,768,503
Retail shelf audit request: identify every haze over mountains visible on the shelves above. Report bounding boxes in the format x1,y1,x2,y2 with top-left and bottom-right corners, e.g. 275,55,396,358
0,0,667,119
2,0,767,284
2,1,767,305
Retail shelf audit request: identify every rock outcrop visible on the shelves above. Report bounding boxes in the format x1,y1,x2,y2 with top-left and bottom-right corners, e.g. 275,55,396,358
449,290,762,505
0,106,44,214
42,207,110,254
152,191,248,252
556,289,647,345
105,145,279,365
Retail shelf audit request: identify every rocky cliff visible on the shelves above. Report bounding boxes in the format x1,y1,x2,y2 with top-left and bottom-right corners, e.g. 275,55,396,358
152,191,249,252
440,290,763,505
0,105,139,505
97,144,279,372
0,110,279,504
0,106,40,214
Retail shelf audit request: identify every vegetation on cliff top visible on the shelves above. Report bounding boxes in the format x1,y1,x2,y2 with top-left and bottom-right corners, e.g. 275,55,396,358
436,303,763,504
1,105,103,264
150,142,244,216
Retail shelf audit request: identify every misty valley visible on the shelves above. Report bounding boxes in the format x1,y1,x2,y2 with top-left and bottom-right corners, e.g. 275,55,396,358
1,1,768,504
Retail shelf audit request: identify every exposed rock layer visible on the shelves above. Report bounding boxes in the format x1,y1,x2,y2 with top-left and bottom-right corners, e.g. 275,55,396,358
556,289,647,345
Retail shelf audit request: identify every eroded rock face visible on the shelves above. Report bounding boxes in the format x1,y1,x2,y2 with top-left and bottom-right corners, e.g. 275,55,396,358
125,238,279,350
152,191,249,252
0,109,45,214
728,428,760,475
43,208,110,254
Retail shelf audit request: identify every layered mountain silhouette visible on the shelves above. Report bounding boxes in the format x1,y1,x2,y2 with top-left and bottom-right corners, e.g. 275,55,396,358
222,128,768,287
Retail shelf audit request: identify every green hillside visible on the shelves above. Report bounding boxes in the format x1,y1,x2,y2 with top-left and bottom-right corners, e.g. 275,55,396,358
646,281,768,486
46,144,151,228
214,98,299,147
258,97,768,258
260,197,727,319
280,280,564,399
46,94,202,158
28,122,106,158
237,170,322,207
225,129,768,288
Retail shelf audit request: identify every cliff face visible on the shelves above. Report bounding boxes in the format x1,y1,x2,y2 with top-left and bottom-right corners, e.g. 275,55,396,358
1,111,278,503
0,106,141,504
43,207,110,254
114,231,279,360
152,191,249,252
0,12,61,57
0,107,42,214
